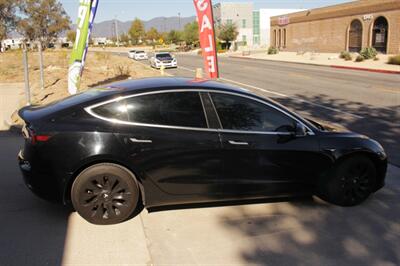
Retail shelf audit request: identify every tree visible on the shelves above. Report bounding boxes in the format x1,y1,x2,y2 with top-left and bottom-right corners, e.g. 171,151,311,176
145,27,159,44
18,0,70,48
218,22,239,49
128,18,145,45
119,33,130,46
66,30,76,43
182,21,199,46
167,30,182,44
0,0,21,44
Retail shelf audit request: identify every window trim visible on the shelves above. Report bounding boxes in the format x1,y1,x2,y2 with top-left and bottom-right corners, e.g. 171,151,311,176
85,89,315,136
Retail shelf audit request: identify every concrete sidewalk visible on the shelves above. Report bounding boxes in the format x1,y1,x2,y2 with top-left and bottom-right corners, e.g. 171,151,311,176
0,83,24,130
230,51,400,74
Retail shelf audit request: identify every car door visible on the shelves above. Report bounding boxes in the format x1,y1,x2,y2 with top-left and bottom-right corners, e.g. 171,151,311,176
89,90,223,205
208,91,326,198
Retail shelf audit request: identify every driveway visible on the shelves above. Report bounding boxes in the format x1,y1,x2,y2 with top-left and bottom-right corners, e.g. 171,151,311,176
0,130,399,265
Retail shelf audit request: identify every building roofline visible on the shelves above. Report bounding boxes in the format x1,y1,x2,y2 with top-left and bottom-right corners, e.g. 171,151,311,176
271,0,400,26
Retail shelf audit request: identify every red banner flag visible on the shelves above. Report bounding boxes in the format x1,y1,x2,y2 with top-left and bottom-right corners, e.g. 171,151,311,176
193,0,219,79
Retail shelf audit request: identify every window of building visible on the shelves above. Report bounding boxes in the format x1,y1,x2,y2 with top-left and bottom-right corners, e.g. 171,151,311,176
253,11,260,35
253,35,260,45
226,19,233,25
242,19,246,28
372,16,388,54
348,19,362,52
242,35,247,43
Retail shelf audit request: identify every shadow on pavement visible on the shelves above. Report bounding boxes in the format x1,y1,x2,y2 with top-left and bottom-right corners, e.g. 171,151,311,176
0,129,70,266
274,94,400,166
219,172,400,265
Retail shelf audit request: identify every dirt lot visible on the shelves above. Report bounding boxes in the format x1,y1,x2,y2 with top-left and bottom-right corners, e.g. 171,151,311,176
0,49,160,123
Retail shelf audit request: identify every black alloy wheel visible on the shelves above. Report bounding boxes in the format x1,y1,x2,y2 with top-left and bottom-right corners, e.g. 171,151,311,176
71,163,140,225
318,156,377,206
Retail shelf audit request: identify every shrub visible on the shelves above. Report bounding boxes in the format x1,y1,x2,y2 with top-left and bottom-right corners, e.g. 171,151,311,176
355,55,365,62
267,47,279,55
388,55,400,65
360,47,378,59
339,51,352,61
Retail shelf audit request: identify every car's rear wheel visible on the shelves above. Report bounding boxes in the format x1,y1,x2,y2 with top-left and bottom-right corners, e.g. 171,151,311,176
71,163,140,225
317,155,377,206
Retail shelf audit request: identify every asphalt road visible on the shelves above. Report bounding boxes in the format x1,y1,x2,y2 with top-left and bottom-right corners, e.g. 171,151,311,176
136,54,400,166
1,130,399,265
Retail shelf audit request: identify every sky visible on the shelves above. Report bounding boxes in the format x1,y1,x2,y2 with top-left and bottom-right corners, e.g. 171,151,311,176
60,0,353,23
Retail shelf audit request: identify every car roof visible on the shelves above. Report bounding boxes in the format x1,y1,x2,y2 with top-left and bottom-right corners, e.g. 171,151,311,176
103,77,250,95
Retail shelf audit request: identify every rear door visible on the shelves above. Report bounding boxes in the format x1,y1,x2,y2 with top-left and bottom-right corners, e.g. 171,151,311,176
89,90,223,205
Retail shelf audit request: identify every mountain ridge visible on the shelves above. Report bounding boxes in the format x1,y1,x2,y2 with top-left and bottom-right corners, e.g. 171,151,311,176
90,16,197,37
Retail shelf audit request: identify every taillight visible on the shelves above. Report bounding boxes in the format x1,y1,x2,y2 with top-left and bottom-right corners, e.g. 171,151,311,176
27,128,51,144
34,135,51,142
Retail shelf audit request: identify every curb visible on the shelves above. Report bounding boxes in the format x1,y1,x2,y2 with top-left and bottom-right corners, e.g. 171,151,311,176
229,55,400,75
330,65,400,74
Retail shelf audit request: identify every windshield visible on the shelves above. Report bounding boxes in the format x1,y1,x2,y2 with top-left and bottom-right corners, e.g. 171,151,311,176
136,51,145,53
156,53,172,59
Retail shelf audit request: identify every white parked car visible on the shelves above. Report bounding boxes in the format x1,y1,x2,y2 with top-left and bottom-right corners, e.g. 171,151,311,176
133,50,148,60
128,50,136,59
150,52,177,69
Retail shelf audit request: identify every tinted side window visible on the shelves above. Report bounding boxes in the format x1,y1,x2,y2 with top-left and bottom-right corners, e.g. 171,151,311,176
211,93,295,132
93,92,207,128
91,100,128,121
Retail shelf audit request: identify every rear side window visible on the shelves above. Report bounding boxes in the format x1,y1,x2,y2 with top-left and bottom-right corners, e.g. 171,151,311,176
211,93,295,132
92,91,207,128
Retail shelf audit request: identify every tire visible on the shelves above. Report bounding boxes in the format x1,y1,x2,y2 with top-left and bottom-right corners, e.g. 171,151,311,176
71,163,141,225
317,155,377,206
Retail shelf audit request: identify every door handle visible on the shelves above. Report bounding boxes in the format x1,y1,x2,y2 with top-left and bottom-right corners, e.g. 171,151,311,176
130,138,153,143
228,140,249,146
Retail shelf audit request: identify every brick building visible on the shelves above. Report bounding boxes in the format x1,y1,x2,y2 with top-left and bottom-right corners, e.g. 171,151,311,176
270,0,400,54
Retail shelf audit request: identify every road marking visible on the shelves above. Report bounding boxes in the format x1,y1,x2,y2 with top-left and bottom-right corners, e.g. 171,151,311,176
176,66,364,119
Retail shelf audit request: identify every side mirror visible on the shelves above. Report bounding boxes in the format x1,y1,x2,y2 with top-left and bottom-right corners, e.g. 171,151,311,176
295,122,308,137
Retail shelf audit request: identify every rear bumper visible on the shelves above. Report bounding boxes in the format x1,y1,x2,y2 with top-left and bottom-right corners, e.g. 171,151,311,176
18,150,62,202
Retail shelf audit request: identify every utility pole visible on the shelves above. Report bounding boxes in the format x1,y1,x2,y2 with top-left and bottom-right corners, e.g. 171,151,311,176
38,41,44,90
114,17,120,47
22,42,31,105
178,12,181,30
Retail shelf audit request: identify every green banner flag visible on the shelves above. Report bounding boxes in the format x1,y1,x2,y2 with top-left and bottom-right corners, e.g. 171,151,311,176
68,0,92,95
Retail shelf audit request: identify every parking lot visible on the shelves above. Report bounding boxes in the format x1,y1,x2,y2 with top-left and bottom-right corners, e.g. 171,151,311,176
1,130,399,265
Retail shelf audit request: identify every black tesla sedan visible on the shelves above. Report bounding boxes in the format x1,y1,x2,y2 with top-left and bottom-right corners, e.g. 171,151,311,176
18,77,387,225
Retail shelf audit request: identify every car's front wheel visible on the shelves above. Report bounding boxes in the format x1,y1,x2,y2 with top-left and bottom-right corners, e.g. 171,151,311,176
317,155,377,206
71,163,141,225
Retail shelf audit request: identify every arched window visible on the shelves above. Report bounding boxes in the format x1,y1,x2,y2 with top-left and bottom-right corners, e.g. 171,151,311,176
348,19,362,52
372,16,388,53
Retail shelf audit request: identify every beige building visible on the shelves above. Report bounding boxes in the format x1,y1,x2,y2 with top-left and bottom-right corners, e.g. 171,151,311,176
270,0,400,54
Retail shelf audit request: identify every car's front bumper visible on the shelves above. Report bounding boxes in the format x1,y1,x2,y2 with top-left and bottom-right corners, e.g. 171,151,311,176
156,62,178,68
18,149,62,202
